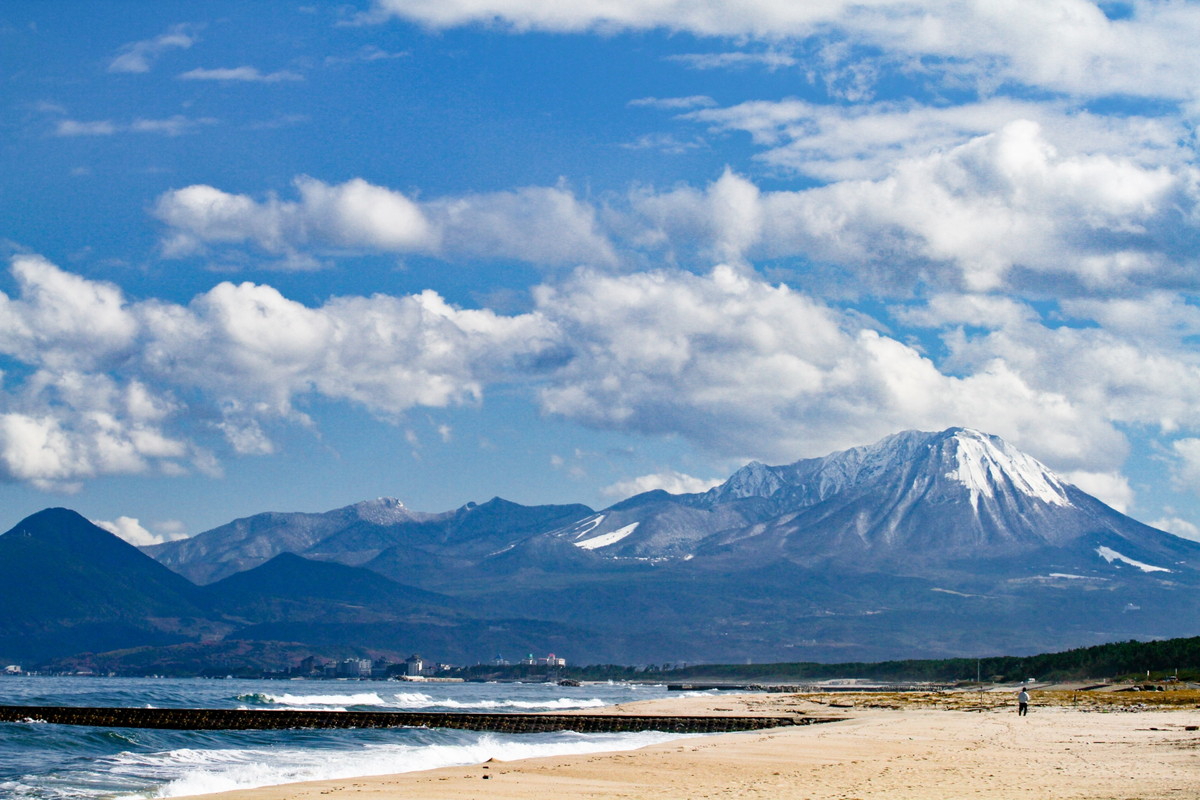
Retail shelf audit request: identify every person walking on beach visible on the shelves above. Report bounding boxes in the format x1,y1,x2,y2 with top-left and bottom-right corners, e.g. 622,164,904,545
1017,687,1030,716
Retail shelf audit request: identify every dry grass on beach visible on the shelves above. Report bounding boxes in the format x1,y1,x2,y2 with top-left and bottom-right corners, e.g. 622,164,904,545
178,688,1200,800
790,687,1200,712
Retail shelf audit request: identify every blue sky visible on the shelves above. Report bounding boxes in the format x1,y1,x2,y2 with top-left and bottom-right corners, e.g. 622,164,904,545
3,1,1200,546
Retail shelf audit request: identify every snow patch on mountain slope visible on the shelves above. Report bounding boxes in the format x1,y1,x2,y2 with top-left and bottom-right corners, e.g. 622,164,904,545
566,515,604,539
1096,546,1171,573
575,523,638,550
946,430,1070,508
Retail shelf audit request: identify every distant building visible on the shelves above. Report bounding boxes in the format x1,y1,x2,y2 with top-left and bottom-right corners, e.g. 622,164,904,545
337,658,372,678
519,653,567,667
405,654,425,677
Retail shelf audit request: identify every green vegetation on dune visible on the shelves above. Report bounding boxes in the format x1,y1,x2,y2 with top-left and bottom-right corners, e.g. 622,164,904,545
652,637,1200,683
447,637,1200,684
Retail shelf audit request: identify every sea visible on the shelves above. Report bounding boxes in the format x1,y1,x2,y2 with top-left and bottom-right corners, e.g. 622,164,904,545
0,676,694,799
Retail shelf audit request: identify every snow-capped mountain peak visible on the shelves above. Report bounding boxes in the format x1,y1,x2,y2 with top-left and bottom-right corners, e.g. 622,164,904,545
714,460,785,500
351,497,413,525
942,428,1071,508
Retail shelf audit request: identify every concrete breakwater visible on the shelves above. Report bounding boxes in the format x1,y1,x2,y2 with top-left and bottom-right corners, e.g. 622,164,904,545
0,705,806,733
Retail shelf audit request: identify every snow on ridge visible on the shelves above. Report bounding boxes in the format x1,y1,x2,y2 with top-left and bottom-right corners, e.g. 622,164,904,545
353,497,413,525
946,429,1070,507
568,515,605,540
1096,546,1171,573
575,522,638,550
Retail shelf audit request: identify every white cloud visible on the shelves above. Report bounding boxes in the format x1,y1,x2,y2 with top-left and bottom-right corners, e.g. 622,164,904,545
1150,516,1200,543
1169,438,1200,491
0,254,138,371
894,293,1037,330
54,116,216,137
94,516,190,546
0,372,188,491
627,122,1197,293
128,116,218,136
620,132,706,155
368,0,1200,102
155,177,613,268
628,95,717,110
108,24,198,74
666,51,798,71
54,119,119,137
681,98,1187,182
942,321,1200,436
3,255,1198,502
0,255,558,488
1060,293,1200,346
603,469,723,499
532,265,1124,471
179,67,303,83
430,184,617,266
1061,470,1134,513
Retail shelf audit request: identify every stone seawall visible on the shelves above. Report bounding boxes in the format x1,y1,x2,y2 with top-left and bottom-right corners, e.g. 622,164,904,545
0,705,808,733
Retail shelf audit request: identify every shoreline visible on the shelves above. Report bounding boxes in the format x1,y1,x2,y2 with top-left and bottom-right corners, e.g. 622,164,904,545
172,689,1200,800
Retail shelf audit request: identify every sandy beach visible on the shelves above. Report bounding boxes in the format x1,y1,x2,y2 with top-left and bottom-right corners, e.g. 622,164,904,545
177,689,1200,800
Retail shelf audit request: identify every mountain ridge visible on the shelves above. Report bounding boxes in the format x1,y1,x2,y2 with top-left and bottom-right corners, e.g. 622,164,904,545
8,427,1200,668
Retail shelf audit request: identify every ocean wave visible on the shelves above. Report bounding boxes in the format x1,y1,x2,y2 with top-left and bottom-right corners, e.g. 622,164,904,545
234,692,387,708
387,692,608,711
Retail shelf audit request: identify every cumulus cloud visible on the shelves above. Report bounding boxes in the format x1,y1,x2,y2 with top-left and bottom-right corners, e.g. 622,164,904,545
1169,438,1200,491
367,0,1200,102
0,371,187,491
0,254,139,371
155,177,613,267
628,122,1199,293
94,516,190,546
4,254,1198,503
1150,516,1200,543
0,255,560,488
532,265,1125,471
1061,470,1134,513
108,24,198,74
602,469,724,499
940,319,1200,436
680,98,1188,182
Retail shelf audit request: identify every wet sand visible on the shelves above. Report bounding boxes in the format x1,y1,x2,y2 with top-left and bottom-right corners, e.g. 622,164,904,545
176,689,1200,800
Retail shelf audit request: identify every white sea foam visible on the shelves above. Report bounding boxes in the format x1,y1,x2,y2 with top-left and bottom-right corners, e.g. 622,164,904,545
273,692,385,706
388,692,607,710
147,731,688,798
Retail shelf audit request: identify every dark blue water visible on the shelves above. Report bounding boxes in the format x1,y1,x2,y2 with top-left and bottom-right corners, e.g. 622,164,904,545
0,676,689,798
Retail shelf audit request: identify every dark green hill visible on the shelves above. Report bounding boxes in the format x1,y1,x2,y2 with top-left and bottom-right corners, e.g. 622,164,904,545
204,551,457,623
0,508,214,661
659,635,1200,683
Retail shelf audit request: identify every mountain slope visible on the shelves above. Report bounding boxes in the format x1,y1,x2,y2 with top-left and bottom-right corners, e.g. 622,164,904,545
0,508,218,661
148,496,593,585
532,428,1200,577
204,552,456,623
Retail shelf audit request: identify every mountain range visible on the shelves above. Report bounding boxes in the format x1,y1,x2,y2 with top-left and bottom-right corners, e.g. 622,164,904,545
5,427,1199,670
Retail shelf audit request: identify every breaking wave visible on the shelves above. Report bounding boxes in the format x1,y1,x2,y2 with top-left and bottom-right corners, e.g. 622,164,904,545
235,692,388,708
388,692,608,711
